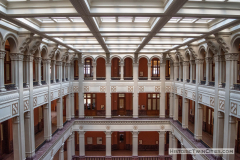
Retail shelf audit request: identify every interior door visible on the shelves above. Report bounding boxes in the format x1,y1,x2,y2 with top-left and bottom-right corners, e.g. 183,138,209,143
118,132,125,150
118,94,125,115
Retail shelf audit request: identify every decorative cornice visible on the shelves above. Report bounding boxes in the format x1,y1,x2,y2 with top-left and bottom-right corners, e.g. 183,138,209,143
74,120,171,125
225,53,239,61
10,53,24,61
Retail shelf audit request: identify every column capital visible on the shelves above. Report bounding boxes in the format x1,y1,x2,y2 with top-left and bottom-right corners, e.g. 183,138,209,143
158,131,166,135
182,61,189,66
173,62,179,67
147,63,151,67
225,53,239,61
132,131,139,136
51,60,56,64
160,63,166,67
66,63,71,67
78,131,85,135
205,57,213,63
195,59,204,64
56,61,62,66
190,60,195,65
10,53,24,61
105,131,112,136
132,63,139,67
0,50,6,59
42,59,51,64
214,55,224,62
34,57,42,63
23,55,34,62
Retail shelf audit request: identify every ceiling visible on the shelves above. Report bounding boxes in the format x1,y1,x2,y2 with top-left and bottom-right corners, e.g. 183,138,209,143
1,0,240,54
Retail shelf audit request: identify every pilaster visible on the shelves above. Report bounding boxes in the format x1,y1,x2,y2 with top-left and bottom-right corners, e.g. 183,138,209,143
132,131,139,157
0,50,6,91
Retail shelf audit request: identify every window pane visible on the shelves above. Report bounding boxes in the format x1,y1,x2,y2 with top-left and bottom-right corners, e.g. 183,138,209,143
119,94,125,97
93,94,95,98
87,94,91,98
152,99,156,110
87,99,91,110
148,94,151,98
152,94,156,98
157,99,160,110
84,94,86,98
148,99,151,110
92,99,95,110
157,94,160,98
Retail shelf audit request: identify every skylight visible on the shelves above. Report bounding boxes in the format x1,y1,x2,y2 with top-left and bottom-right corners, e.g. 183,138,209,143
118,17,133,22
134,17,150,22
101,17,116,22
168,17,215,23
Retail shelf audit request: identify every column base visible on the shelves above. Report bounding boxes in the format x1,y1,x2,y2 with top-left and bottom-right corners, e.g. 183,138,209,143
106,115,111,118
26,154,36,160
193,136,202,142
79,115,84,119
158,155,165,160
0,88,6,92
132,156,139,160
44,135,52,142
159,115,165,118
133,115,138,118
105,156,112,160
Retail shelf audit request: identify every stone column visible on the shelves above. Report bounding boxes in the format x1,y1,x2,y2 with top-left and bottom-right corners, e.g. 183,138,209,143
67,136,72,160
78,56,84,118
190,60,193,83
66,63,71,81
79,131,85,157
194,103,203,140
170,62,174,81
120,62,124,80
62,62,65,82
172,135,177,160
181,144,187,160
70,61,74,81
179,62,182,81
66,94,71,121
44,103,52,141
56,61,62,82
71,93,75,118
10,53,22,88
0,50,6,91
106,63,111,118
205,57,213,85
148,63,151,80
182,98,189,129
158,131,165,157
51,60,56,83
230,54,239,89
57,98,63,129
169,93,173,118
132,131,139,157
71,132,75,156
133,63,139,118
169,132,173,156
92,62,96,80
59,144,64,160
35,57,42,85
24,111,35,158
173,94,179,121
160,62,166,118
213,112,224,157
174,63,179,81
105,131,112,157
13,116,26,160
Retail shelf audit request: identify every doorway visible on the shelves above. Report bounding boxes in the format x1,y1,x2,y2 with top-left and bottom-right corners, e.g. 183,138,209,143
118,132,126,150
118,94,125,116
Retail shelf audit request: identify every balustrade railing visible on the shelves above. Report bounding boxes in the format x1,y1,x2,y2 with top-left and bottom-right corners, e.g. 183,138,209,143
41,80,46,85
200,80,206,85
111,77,120,80
96,77,106,80
33,81,38,86
151,77,160,80
73,156,171,160
4,83,16,90
74,77,79,80
124,77,133,80
165,77,170,80
139,77,148,80
209,81,215,87
186,79,190,83
234,83,240,91
84,77,93,80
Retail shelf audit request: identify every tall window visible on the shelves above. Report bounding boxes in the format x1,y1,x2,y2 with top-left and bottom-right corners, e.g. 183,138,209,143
151,59,160,77
4,41,11,84
84,59,92,77
147,93,160,110
84,93,96,110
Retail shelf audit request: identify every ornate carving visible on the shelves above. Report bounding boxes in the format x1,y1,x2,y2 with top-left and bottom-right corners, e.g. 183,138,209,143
139,86,144,92
192,92,195,100
133,126,138,130
160,125,165,130
58,90,60,97
195,59,204,64
44,94,48,102
231,102,237,115
206,40,218,54
79,126,83,130
155,86,160,92
106,126,110,130
111,86,116,92
210,97,214,107
214,55,225,62
33,97,37,107
24,100,29,111
100,86,106,92
12,103,18,115
10,53,24,61
51,92,53,100
219,99,225,111
198,94,202,102
73,86,79,93
128,86,133,92
19,36,33,53
225,53,239,61
34,57,42,63
185,90,188,97
165,86,171,92
30,39,42,54
216,37,229,53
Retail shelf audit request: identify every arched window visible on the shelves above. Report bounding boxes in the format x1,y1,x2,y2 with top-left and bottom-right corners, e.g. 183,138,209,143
84,58,93,78
151,58,160,77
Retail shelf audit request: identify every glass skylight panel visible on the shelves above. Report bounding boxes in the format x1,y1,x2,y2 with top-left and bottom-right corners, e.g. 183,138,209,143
168,17,181,23
52,17,70,23
180,17,197,23
134,17,150,22
70,17,84,22
36,17,54,23
118,17,133,22
101,17,116,22
195,18,215,23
